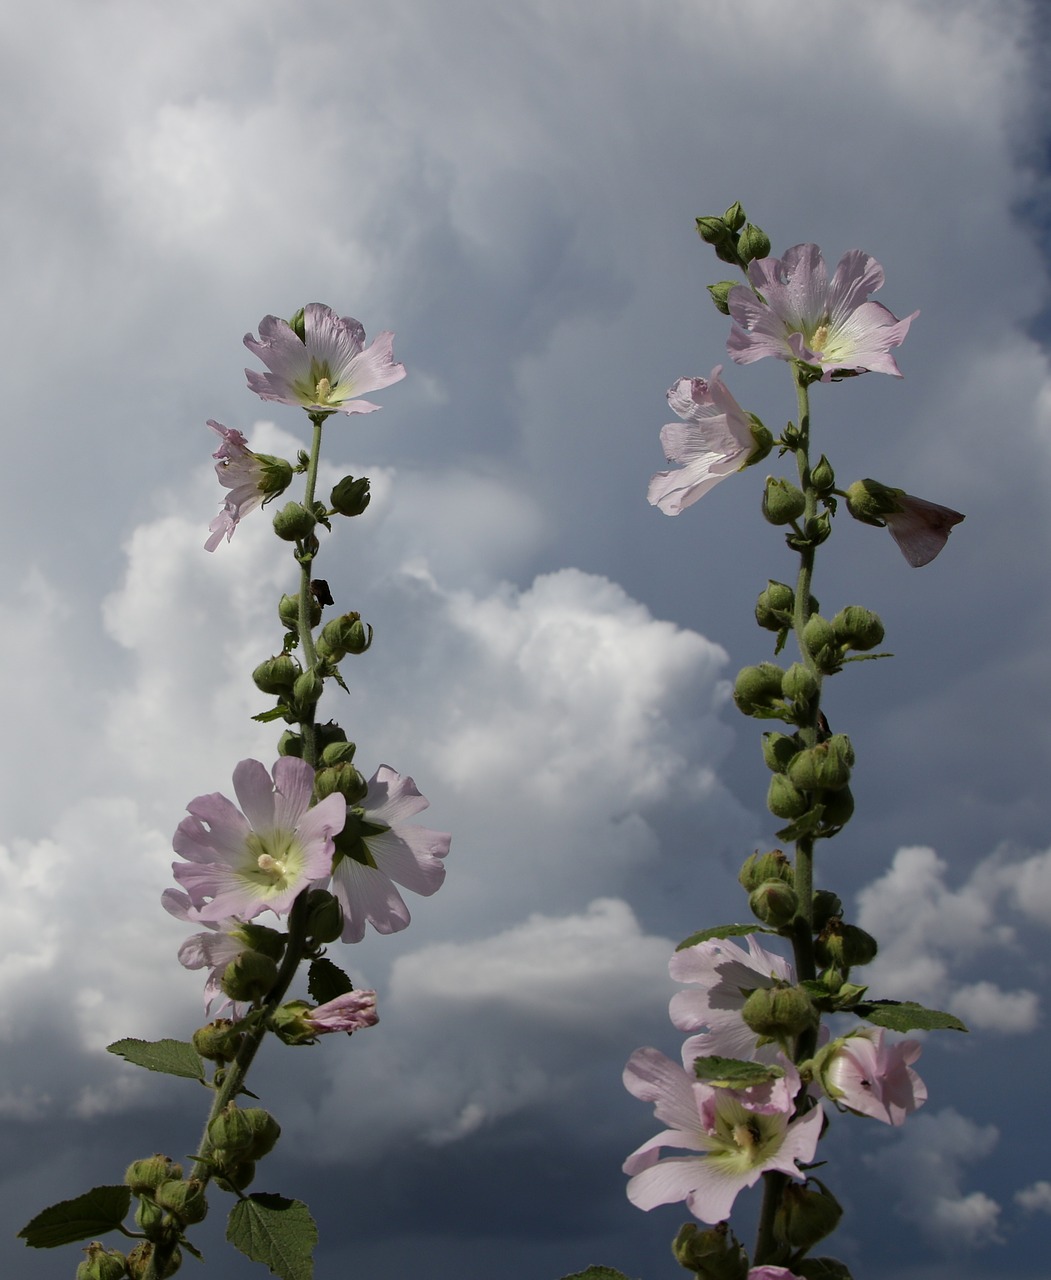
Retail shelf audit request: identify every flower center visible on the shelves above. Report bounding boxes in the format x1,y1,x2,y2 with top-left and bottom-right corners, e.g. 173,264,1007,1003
245,831,298,887
808,320,831,353
732,1119,762,1154
315,376,334,404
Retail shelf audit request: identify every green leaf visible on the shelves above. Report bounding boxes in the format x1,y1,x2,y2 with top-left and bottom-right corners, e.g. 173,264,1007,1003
560,1269,634,1280
228,1193,317,1280
307,957,354,1004
18,1186,131,1248
676,923,773,950
796,1257,854,1279
856,1000,967,1033
254,706,292,724
107,1038,206,1081
690,1054,784,1089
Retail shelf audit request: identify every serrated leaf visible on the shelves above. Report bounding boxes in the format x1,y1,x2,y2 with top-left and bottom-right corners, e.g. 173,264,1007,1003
560,1269,634,1280
228,1194,317,1280
690,1055,784,1088
18,1186,131,1248
254,706,292,724
307,957,354,1004
107,1038,205,1081
676,923,772,951
857,1000,967,1033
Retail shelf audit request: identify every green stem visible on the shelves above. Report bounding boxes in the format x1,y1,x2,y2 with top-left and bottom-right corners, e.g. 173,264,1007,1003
296,415,326,768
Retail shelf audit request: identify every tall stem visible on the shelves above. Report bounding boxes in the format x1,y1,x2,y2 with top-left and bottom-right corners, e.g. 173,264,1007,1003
297,415,326,768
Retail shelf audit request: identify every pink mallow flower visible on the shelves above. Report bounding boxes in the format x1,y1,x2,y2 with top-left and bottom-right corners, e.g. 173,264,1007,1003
669,936,794,1060
648,368,769,515
162,887,248,1015
816,1027,927,1126
172,758,345,922
205,421,293,551
623,1047,822,1224
270,991,379,1044
244,303,406,415
727,244,918,379
883,493,965,567
329,765,450,943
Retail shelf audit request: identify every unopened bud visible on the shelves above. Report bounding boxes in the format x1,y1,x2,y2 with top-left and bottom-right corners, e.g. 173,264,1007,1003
292,667,325,711
671,1221,749,1279
818,784,854,830
762,476,807,525
706,280,737,316
810,454,835,493
761,731,801,773
738,849,793,892
832,605,885,652
696,215,734,246
844,477,901,526
767,773,810,820
749,879,799,926
272,501,317,541
126,1242,182,1280
330,475,371,517
304,889,344,944
733,663,786,715
786,736,854,792
320,739,357,765
815,920,878,969
213,1160,256,1194
76,1243,128,1280
774,1178,843,1252
220,951,278,1002
742,984,818,1038
811,889,843,932
738,223,771,263
208,1105,281,1160
252,653,300,694
277,730,304,757
755,580,795,631
722,201,747,232
192,1019,245,1065
314,761,367,804
236,922,286,961
125,1155,182,1195
802,614,840,673
154,1177,208,1226
278,592,321,630
287,308,307,341
134,1197,165,1238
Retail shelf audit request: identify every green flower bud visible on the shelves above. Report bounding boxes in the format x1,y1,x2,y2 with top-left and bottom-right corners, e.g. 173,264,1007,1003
749,879,799,927
696,215,735,246
722,201,747,232
134,1196,166,1238
733,662,786,715
278,592,321,630
815,920,878,969
220,951,278,1003
253,454,295,499
287,308,307,341
292,667,325,711
314,761,368,804
125,1155,182,1195
251,653,301,694
192,1019,245,1065
277,730,304,757
126,1241,182,1280
738,848,794,892
317,612,372,663
744,416,774,467
818,784,854,830
671,1221,749,1279
844,477,902,526
774,1178,843,1252
741,984,818,1038
831,605,885,651
154,1177,208,1226
330,475,371,517
802,614,840,673
235,921,286,960
755,580,795,631
304,888,344,944
786,736,854,792
810,454,835,493
761,731,801,773
208,1105,281,1161
811,889,843,933
762,476,807,525
76,1243,129,1280
272,501,317,541
780,662,820,721
767,773,810,820
314,721,348,751
739,222,771,263
213,1160,256,1194
320,738,357,765
706,280,738,316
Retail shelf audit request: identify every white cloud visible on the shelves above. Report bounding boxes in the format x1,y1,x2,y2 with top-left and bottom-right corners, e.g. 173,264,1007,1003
1015,1180,1051,1214
947,981,1039,1034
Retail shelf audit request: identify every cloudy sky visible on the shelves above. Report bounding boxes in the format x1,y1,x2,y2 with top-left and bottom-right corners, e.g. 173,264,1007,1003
3,1,1051,1277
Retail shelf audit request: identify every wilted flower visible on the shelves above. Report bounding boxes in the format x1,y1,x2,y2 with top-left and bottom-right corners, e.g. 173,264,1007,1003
647,369,769,515
844,479,964,566
623,1046,822,1224
328,765,450,943
270,991,379,1045
205,421,293,551
727,244,918,379
244,303,406,416
816,1027,927,1125
172,758,345,921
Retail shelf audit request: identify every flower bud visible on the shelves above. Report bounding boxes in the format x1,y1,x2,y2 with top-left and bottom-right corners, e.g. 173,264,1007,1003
762,476,807,525
304,888,344,944
251,653,301,694
126,1242,182,1280
314,721,348,750
706,280,737,316
154,1177,208,1226
749,879,799,926
192,1019,245,1065
330,475,371,517
272,501,317,541
320,739,357,765
831,605,885,652
844,477,901,526
208,1105,281,1161
287,307,307,341
738,222,771,263
76,1243,128,1280
278,592,321,630
214,1160,257,1194
671,1221,749,1279
742,984,818,1038
277,730,304,757
774,1178,843,1252
236,922,287,961
314,761,368,804
134,1196,166,1238
767,773,810,820
317,612,372,662
125,1155,182,1195
802,614,840,673
755,580,795,631
733,663,786,715
292,667,325,711
810,454,835,493
786,736,854,792
722,201,747,232
811,889,843,932
220,951,278,1002
818,784,854,830
744,416,774,467
738,848,793,892
761,731,801,773
696,215,735,246
815,920,878,969
780,662,819,722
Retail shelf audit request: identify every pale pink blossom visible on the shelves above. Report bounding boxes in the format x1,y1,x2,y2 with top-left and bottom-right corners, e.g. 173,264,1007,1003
172,758,345,922
749,1269,805,1280
162,888,248,1015
648,369,763,515
623,1047,822,1224
205,421,291,551
305,990,379,1033
818,1027,927,1125
329,765,450,943
884,493,965,567
727,244,918,379
244,304,405,415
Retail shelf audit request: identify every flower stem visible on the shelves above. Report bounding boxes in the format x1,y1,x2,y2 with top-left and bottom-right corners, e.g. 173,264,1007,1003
296,415,326,768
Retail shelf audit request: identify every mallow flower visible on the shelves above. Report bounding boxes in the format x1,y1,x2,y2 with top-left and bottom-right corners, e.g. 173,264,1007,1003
814,1027,927,1125
328,765,450,943
172,758,345,921
648,369,771,515
244,303,406,416
205,421,293,551
161,888,248,1014
844,479,964,567
727,244,918,379
623,1047,822,1224
270,991,380,1045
